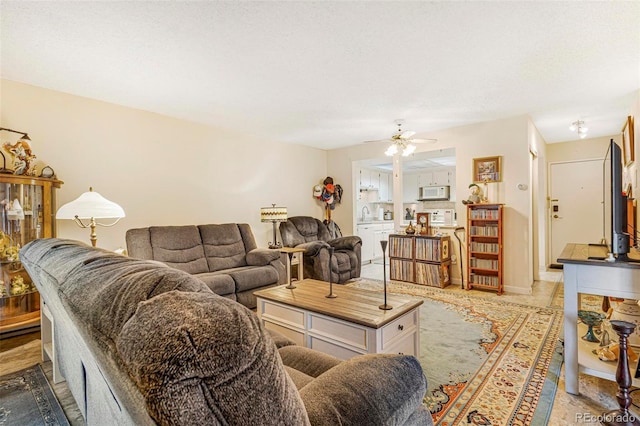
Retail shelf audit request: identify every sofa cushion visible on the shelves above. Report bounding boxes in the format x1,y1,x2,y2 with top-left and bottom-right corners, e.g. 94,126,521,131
56,254,212,348
199,224,249,271
299,354,427,425
192,272,236,296
149,226,208,274
116,291,310,426
228,265,279,292
278,346,342,378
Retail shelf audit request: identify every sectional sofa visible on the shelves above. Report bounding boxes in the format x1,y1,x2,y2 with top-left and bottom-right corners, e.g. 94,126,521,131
21,238,433,425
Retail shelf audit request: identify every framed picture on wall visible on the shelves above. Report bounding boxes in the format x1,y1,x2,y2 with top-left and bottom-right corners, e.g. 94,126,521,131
622,115,635,166
473,156,502,183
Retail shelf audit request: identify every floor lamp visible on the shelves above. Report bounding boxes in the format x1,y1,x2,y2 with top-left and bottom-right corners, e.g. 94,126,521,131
56,187,125,247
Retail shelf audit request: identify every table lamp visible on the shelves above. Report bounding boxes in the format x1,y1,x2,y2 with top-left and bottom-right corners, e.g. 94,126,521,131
56,187,125,247
260,204,287,249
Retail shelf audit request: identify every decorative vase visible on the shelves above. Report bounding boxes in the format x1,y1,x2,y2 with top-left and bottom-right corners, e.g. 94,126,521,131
405,221,415,235
610,299,640,347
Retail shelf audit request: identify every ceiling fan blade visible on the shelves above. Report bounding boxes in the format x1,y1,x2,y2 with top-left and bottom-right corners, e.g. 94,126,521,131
410,138,438,144
363,139,391,144
399,130,416,139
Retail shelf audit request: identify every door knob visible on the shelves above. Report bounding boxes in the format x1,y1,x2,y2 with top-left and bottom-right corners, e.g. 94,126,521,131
553,214,562,219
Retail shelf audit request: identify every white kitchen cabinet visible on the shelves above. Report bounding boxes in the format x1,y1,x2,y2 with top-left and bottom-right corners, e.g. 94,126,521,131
359,168,370,189
358,223,388,261
373,229,385,259
370,171,380,190
357,224,376,262
418,169,452,187
434,169,451,185
374,223,394,259
378,172,392,202
359,168,380,190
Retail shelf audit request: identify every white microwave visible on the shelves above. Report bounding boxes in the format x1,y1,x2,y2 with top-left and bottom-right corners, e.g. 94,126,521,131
418,186,450,201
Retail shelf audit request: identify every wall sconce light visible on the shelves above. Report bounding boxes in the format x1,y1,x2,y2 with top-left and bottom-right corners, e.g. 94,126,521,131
56,187,126,247
260,204,287,249
569,120,588,139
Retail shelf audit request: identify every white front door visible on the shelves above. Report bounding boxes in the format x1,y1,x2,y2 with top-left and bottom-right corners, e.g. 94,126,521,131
549,159,604,266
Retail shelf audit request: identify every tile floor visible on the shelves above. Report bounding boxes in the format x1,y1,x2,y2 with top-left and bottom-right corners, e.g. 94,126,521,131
360,261,639,425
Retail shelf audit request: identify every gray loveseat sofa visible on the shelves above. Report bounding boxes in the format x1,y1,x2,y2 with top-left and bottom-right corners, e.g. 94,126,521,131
125,223,285,309
21,238,433,425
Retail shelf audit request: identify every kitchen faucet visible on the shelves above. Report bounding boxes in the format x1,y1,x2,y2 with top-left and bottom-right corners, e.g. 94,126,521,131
361,206,370,221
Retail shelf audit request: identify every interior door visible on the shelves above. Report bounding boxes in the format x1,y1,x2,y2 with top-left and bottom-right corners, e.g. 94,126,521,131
549,159,604,266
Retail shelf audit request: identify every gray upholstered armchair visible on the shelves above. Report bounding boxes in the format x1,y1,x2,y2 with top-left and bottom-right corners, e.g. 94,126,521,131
279,216,362,283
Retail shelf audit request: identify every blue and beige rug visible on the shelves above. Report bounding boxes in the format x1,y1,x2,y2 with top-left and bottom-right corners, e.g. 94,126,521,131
348,279,563,426
0,364,69,426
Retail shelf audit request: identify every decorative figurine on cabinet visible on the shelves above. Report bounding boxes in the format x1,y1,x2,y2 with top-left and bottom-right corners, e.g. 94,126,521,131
462,183,483,205
3,139,36,175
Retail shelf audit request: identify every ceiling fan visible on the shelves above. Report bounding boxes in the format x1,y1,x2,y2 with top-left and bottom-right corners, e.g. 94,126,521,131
364,119,437,157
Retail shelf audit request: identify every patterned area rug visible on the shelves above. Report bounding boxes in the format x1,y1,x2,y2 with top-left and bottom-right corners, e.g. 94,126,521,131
0,364,70,426
547,279,604,312
347,279,563,426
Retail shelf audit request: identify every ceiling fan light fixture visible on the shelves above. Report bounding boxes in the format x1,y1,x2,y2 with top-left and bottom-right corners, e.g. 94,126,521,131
570,119,588,139
385,144,398,156
402,143,416,156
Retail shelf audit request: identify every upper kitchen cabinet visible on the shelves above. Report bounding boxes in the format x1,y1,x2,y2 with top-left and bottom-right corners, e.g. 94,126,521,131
358,168,379,190
378,171,392,203
417,168,453,187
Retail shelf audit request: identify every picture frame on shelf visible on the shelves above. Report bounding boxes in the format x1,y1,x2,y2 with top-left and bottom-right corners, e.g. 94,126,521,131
473,156,502,183
622,115,635,166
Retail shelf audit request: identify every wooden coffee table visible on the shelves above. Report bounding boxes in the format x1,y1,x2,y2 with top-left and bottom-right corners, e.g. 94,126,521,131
254,279,422,360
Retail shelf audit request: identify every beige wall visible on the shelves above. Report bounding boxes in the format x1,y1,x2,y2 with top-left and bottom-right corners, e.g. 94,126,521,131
528,118,547,280
545,87,640,262
0,80,327,250
328,115,533,294
546,135,615,163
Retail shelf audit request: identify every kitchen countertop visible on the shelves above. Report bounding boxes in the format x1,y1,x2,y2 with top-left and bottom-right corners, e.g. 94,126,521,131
356,219,459,228
356,219,395,225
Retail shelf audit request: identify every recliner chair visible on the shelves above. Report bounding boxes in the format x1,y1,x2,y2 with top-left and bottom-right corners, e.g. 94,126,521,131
279,216,362,283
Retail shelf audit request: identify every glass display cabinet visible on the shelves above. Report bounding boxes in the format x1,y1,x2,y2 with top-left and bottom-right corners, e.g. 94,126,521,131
0,174,63,336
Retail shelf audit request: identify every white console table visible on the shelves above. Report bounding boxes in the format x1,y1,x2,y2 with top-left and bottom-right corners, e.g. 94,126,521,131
558,243,640,395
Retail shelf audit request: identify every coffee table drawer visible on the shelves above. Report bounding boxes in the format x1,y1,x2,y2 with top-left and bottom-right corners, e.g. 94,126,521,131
383,331,417,357
263,321,305,346
308,313,368,350
260,300,305,328
381,309,418,349
309,336,363,360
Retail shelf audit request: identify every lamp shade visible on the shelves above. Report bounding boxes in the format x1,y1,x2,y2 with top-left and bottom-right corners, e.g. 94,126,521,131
56,188,125,220
260,205,287,222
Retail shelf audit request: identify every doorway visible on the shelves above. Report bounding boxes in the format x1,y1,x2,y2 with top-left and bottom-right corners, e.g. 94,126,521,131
548,159,604,267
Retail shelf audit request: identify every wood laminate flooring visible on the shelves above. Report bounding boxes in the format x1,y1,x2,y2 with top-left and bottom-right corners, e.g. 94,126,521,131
1,332,85,425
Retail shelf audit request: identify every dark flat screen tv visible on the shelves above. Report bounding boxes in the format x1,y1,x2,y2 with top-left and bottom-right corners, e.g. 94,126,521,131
604,139,630,259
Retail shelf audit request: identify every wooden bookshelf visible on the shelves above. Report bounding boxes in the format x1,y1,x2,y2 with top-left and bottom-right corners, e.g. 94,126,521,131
466,203,503,294
389,234,451,288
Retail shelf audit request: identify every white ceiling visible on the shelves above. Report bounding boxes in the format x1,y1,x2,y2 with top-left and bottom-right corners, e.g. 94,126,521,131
1,1,639,150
